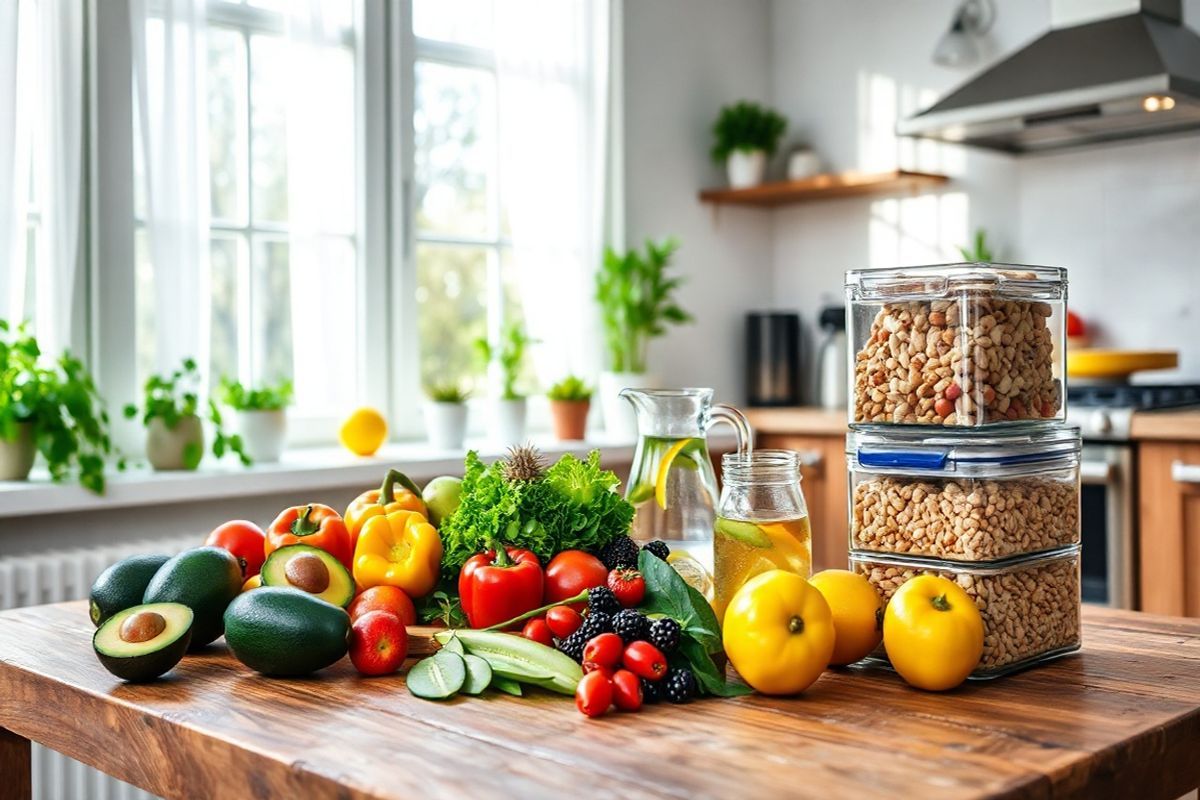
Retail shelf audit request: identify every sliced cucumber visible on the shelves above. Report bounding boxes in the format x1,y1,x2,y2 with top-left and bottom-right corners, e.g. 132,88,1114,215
440,635,465,655
461,654,493,695
715,517,772,548
491,676,523,696
407,651,466,700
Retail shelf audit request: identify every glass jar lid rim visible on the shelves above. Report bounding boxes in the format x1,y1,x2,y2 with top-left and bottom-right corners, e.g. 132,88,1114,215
845,262,1066,299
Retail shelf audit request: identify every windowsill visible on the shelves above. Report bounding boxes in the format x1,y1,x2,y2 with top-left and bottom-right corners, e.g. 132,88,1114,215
0,435,643,518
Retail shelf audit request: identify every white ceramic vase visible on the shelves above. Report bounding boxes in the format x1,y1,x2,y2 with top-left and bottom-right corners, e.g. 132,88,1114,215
491,398,528,446
235,409,287,463
424,402,468,450
146,414,205,471
598,371,656,442
0,422,36,481
727,149,766,188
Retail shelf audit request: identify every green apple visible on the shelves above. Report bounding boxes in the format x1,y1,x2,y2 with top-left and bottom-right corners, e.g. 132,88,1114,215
422,475,463,527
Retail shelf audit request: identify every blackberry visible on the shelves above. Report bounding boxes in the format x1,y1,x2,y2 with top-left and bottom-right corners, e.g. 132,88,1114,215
557,630,586,663
578,610,613,639
612,608,648,643
648,618,681,653
587,586,621,615
640,676,664,704
665,667,697,704
598,535,640,570
642,540,670,561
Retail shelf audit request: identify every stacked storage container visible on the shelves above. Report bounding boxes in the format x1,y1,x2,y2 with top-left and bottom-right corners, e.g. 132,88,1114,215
843,264,1082,678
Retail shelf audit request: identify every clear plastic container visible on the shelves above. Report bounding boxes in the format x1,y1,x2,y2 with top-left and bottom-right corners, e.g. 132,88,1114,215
845,263,1066,427
852,547,1081,678
848,426,1081,562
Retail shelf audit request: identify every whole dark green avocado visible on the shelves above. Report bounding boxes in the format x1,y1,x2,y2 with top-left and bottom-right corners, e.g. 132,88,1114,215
89,553,172,627
143,547,243,649
224,587,350,677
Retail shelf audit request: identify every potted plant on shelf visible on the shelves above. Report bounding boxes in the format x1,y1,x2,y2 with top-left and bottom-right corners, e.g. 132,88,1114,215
547,375,592,441
424,382,470,451
475,322,536,445
594,238,692,440
711,100,788,189
0,320,120,492
218,377,293,463
124,358,250,471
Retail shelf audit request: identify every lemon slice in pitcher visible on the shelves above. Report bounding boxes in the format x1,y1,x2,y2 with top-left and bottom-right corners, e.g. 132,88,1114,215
655,439,693,509
667,551,714,601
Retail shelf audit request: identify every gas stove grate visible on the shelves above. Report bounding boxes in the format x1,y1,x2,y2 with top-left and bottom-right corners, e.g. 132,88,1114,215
1067,383,1200,411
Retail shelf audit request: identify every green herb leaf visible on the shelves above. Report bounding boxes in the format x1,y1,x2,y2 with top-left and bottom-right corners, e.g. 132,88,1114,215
638,548,701,628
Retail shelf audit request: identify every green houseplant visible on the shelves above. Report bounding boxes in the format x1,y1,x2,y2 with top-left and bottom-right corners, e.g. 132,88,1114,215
218,377,293,463
710,101,788,188
547,375,592,441
957,228,996,263
475,322,536,445
0,320,120,492
424,381,471,451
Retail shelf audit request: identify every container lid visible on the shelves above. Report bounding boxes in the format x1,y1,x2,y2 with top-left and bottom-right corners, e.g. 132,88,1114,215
850,544,1080,574
847,425,1081,475
845,262,1066,301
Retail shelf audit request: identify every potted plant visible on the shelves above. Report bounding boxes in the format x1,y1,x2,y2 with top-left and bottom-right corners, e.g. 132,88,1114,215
711,100,788,188
0,320,119,492
594,238,692,440
424,382,470,451
547,375,592,441
218,377,293,463
124,358,249,470
475,322,536,445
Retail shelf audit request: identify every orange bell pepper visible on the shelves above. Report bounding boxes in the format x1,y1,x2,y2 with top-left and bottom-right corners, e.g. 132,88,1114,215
353,509,443,598
345,469,428,552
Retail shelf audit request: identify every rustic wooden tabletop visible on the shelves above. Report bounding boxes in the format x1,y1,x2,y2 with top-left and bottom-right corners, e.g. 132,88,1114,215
0,602,1197,800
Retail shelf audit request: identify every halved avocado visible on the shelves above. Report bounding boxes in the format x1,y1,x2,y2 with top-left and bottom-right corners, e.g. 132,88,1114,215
260,544,354,608
93,602,194,682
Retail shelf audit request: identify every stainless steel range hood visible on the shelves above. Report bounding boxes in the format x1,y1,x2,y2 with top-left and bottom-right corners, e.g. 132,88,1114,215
897,0,1200,153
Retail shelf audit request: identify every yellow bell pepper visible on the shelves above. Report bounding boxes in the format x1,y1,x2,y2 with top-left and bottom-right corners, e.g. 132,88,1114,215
353,509,442,598
344,470,428,552
722,570,835,695
882,574,983,691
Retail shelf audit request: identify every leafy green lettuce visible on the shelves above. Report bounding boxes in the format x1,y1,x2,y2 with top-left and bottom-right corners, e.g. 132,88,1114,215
439,450,634,581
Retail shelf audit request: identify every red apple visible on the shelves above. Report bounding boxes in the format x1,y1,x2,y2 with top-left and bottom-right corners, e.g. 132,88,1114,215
350,611,409,677
348,585,416,626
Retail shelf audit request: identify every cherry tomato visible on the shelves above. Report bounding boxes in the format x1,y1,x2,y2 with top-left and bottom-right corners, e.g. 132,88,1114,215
522,618,555,647
545,606,583,639
205,520,267,579
582,633,623,668
544,550,608,608
348,585,417,626
581,661,614,679
622,641,668,681
575,670,613,718
611,669,643,711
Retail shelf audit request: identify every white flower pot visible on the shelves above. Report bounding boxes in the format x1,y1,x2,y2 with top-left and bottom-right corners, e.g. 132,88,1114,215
599,371,656,442
424,402,468,450
727,149,767,188
491,398,528,446
0,422,36,481
235,409,287,463
146,414,205,471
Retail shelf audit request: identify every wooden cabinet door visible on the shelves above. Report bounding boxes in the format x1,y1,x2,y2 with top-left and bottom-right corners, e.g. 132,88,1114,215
758,433,848,572
1138,441,1200,616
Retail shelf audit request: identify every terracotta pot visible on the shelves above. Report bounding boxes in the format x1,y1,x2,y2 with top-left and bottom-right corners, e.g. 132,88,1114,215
550,399,590,441
146,414,205,471
0,422,36,481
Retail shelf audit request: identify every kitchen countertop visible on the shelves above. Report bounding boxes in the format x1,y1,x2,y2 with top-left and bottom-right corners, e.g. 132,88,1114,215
746,406,847,437
1129,409,1200,442
0,602,1197,799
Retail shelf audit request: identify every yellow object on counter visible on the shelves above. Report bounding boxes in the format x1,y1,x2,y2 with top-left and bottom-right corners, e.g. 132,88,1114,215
810,569,883,666
882,574,983,691
353,509,443,598
1066,349,1178,380
339,407,388,456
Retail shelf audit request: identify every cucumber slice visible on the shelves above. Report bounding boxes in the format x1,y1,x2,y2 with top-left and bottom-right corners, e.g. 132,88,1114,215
407,652,466,700
714,517,772,548
440,635,465,655
461,654,493,696
491,676,523,696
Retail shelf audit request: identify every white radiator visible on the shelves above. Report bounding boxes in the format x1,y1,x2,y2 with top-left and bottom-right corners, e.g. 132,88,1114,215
0,534,201,800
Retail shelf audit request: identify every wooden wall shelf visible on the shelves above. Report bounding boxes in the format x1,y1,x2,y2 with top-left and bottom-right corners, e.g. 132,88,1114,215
698,169,949,207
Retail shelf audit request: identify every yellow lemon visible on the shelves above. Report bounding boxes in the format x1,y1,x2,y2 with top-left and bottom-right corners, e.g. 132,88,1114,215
339,407,388,456
810,569,884,666
654,439,692,509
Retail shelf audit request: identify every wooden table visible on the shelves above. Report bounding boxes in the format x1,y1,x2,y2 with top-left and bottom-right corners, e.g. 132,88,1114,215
1,603,1198,800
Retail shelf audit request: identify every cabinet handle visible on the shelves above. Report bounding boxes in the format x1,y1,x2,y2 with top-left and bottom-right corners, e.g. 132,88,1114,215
1079,461,1115,484
1171,461,1200,484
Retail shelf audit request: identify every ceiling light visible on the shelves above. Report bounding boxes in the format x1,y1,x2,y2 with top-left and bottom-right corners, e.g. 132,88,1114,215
933,0,996,68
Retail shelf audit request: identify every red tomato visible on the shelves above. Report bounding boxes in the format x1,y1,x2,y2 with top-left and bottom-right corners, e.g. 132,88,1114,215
205,520,267,579
582,633,623,668
1066,310,1085,337
581,661,614,679
575,670,613,718
349,611,408,676
348,585,417,626
522,618,555,647
545,606,583,639
544,550,608,607
611,669,643,711
622,641,668,681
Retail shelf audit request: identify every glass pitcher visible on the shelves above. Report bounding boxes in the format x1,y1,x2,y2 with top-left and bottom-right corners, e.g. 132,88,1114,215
620,388,752,571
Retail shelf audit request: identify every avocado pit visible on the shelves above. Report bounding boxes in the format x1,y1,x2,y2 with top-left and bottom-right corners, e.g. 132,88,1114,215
119,610,167,644
285,553,331,593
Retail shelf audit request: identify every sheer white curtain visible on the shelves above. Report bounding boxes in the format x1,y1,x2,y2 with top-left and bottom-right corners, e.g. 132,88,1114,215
130,0,210,376
0,3,22,325
496,0,610,384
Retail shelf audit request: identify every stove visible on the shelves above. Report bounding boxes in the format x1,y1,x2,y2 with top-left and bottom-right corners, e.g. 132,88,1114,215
1067,383,1200,441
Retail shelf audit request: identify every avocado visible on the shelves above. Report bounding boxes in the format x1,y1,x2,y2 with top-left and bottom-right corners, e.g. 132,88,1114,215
224,587,350,676
89,554,171,627
142,546,243,649
93,602,194,681
260,544,355,608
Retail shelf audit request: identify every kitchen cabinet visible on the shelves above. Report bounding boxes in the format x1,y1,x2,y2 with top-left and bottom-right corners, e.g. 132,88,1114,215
1137,440,1200,616
758,432,848,571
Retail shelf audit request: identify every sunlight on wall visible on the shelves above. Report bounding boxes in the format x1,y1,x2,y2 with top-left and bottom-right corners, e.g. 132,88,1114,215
869,191,969,268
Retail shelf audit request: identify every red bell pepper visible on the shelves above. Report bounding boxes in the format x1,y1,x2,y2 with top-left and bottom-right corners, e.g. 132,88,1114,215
458,545,544,630
266,503,353,571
